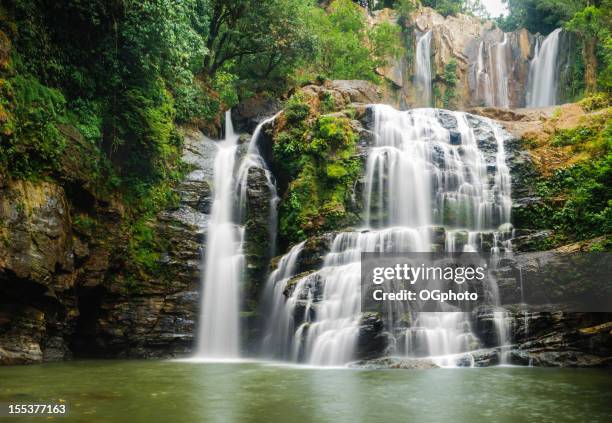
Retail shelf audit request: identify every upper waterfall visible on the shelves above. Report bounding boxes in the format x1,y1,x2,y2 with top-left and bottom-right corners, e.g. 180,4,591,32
414,30,433,107
475,34,511,108
526,28,563,107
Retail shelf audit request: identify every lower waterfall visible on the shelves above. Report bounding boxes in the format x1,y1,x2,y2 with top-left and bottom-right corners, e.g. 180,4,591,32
263,105,514,366
196,111,242,358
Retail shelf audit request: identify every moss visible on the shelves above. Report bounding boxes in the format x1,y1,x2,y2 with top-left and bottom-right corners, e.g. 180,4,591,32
73,213,96,235
127,217,161,273
0,74,67,178
589,236,612,252
514,153,612,243
432,59,458,109
514,105,611,245
275,97,362,245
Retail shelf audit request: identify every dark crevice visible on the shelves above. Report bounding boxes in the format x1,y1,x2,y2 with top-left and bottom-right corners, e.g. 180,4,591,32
71,285,106,358
63,181,98,212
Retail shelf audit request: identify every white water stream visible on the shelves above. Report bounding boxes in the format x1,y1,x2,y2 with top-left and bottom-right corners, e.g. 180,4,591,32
414,30,433,107
197,111,279,359
475,34,510,108
197,111,242,358
264,106,513,366
527,28,562,107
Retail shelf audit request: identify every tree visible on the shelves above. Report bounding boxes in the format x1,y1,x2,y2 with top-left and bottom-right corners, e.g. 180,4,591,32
566,1,611,92
201,0,315,87
498,0,586,34
301,0,401,82
421,0,463,17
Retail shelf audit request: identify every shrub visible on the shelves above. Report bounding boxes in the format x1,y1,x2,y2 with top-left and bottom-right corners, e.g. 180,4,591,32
579,92,611,112
284,94,311,124
277,111,362,244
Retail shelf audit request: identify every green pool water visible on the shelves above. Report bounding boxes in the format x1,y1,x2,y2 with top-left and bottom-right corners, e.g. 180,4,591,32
0,360,610,422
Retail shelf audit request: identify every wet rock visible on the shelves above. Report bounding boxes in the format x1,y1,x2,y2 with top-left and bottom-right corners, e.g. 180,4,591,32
510,350,612,367
349,357,439,369
449,130,462,145
0,180,74,281
430,226,446,251
473,306,512,348
511,229,554,252
436,110,458,131
244,166,274,308
356,312,388,360
232,94,282,133
455,348,501,367
0,181,76,364
295,233,336,274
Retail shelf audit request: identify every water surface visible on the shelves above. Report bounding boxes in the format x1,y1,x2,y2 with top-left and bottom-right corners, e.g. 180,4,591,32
1,361,610,422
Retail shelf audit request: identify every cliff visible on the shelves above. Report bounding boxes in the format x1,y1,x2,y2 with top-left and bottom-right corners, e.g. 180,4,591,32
374,7,580,110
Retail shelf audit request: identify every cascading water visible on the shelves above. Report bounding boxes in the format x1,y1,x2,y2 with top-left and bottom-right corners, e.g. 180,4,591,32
197,111,280,358
491,34,510,109
261,240,306,359
197,111,242,358
475,34,511,108
476,40,494,107
526,28,562,107
414,30,433,107
236,113,282,256
265,105,513,366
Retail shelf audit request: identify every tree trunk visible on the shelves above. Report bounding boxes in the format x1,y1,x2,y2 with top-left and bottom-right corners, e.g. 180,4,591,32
583,36,598,93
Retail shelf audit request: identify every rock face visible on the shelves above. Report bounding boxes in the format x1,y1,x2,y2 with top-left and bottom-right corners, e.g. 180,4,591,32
0,128,217,364
1,80,607,368
0,180,75,364
232,94,282,134
372,7,578,110
299,79,381,110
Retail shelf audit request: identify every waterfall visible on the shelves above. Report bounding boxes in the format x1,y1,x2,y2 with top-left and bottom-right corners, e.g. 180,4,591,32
527,28,562,107
236,113,282,257
475,34,511,108
261,240,306,359
197,110,242,358
197,111,280,358
264,105,513,366
476,40,494,106
491,34,510,108
414,30,433,107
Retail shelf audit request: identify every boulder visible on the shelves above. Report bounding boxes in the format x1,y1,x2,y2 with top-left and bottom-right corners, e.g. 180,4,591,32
300,80,381,110
356,312,388,359
232,94,282,133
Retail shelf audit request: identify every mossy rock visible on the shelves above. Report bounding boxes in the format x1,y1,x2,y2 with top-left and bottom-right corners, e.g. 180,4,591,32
274,93,365,246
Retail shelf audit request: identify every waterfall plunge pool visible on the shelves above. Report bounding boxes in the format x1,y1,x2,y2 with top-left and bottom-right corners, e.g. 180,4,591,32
1,360,610,422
